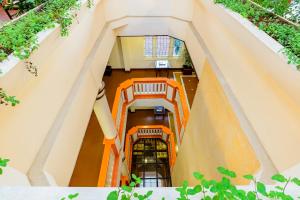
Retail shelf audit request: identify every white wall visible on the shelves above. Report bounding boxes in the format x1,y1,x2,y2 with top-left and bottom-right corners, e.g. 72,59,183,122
1,0,300,186
190,0,300,173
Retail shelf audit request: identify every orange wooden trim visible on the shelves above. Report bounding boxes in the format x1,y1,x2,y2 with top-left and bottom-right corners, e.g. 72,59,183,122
123,88,129,102
121,176,129,186
112,87,123,122
134,94,166,99
118,103,127,139
111,155,120,187
97,139,114,187
112,142,119,157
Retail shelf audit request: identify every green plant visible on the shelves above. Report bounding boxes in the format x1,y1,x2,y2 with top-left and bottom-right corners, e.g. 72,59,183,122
0,0,80,63
183,48,193,67
107,174,153,200
0,158,9,175
253,0,290,16
87,0,94,8
0,88,20,106
215,0,300,69
175,167,300,200
60,193,79,200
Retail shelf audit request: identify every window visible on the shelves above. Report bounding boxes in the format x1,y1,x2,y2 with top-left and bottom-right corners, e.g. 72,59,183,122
173,39,183,56
144,36,153,57
131,138,172,187
156,36,170,57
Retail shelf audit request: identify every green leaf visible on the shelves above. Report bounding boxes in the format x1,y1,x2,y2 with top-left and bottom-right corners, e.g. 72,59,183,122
129,182,136,187
68,193,79,199
0,158,10,167
182,180,188,189
275,186,284,191
121,185,133,193
292,177,300,186
0,168,2,175
217,167,236,178
187,185,201,195
132,174,138,180
247,191,256,200
257,181,267,196
272,174,288,183
243,174,254,180
193,172,204,180
107,191,118,200
145,191,153,197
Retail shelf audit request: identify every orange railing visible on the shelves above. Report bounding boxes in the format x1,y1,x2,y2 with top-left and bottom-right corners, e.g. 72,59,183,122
98,78,189,187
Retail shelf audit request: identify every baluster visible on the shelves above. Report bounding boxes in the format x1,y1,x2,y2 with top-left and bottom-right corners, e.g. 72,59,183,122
150,83,153,94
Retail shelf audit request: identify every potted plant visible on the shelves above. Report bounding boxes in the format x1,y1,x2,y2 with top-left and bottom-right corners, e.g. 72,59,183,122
182,48,193,75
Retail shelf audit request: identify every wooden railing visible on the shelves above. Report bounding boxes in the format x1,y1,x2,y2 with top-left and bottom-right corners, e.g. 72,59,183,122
98,78,189,187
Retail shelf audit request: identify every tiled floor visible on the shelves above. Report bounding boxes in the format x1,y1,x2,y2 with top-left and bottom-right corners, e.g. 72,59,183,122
182,76,198,106
126,109,170,133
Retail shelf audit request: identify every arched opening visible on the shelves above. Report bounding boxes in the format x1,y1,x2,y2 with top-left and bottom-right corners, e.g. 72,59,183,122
131,138,172,187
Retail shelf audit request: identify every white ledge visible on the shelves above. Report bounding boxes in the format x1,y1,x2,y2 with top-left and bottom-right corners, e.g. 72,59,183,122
0,0,92,78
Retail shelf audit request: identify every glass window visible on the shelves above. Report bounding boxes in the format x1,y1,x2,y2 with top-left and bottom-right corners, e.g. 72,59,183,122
131,138,171,187
144,36,153,57
144,179,157,187
156,36,170,57
173,39,183,56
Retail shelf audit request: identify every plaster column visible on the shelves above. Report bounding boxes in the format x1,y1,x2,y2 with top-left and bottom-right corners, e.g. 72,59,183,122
94,81,118,139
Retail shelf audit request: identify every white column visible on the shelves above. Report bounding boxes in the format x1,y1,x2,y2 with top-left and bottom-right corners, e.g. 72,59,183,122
94,81,118,139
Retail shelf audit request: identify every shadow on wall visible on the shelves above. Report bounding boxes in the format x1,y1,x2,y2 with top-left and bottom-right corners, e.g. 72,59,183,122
171,61,260,186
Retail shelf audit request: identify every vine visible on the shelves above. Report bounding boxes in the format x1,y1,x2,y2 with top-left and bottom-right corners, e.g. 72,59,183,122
215,0,300,69
87,0,94,8
0,88,20,106
107,174,154,200
0,0,81,63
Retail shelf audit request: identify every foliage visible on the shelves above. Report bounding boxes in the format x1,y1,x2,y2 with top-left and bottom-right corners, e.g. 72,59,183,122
0,0,80,62
183,48,193,67
0,158,9,175
252,0,290,16
87,0,94,8
175,167,300,200
0,88,20,106
60,193,79,200
107,174,153,200
215,0,300,69
3,0,48,16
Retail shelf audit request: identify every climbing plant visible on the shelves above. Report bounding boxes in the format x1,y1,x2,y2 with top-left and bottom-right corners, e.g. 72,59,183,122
0,0,81,62
175,167,300,200
107,174,153,200
215,0,300,69
87,0,94,8
0,88,20,106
